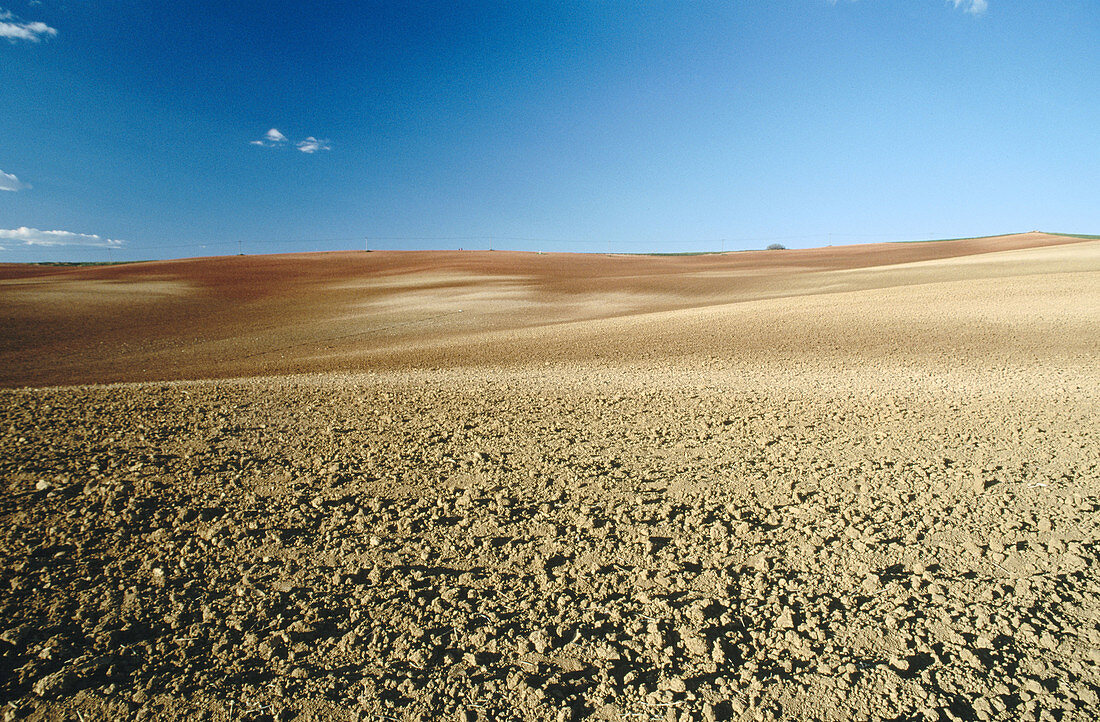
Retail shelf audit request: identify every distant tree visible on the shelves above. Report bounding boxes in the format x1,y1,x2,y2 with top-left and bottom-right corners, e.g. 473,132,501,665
766,243,786,250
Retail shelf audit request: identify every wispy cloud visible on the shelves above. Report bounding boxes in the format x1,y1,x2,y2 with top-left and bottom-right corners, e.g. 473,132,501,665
0,227,125,248
952,0,988,14
296,137,331,154
827,1,988,15
0,169,30,192
251,128,289,147
0,8,58,42
251,128,331,153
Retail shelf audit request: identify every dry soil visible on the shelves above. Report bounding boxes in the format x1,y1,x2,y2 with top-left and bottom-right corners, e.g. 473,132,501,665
0,234,1098,722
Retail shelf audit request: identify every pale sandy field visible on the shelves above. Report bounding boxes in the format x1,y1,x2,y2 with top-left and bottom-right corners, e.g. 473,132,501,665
0,233,1097,722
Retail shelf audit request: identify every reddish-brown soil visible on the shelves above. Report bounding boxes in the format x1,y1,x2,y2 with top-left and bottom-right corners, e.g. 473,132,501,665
0,232,1090,387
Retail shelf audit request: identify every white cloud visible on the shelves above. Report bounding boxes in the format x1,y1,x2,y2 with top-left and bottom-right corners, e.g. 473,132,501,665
252,128,331,153
0,169,29,191
251,127,292,147
0,8,58,42
953,0,987,14
0,227,124,248
296,137,331,154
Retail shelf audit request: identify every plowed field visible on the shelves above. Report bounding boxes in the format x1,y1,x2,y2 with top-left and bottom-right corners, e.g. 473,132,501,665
1,233,1098,722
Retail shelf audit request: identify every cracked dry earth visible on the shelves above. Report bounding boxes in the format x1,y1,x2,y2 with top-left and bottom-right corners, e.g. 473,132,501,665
2,363,1098,722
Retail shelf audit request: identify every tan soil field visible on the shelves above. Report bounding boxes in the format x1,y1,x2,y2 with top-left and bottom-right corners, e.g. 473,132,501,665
0,233,1098,721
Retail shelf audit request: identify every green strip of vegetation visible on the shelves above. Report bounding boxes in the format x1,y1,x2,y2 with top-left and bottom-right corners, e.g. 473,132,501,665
30,261,141,267
890,233,1000,244
629,250,738,257
1044,232,1100,240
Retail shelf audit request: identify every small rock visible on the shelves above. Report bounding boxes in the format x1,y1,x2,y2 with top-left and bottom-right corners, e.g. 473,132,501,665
529,629,551,654
257,640,277,659
681,631,708,657
34,480,52,492
664,676,686,693
959,648,984,668
889,656,909,672
3,704,28,722
711,640,726,664
33,669,73,698
0,626,31,646
749,554,769,572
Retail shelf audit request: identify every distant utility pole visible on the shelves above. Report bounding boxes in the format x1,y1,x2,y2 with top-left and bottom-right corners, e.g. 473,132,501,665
364,237,369,252
237,239,243,255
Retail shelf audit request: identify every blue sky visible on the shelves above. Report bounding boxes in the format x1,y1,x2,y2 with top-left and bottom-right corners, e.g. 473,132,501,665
1,1,1097,260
